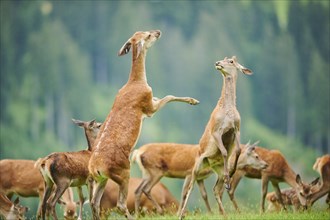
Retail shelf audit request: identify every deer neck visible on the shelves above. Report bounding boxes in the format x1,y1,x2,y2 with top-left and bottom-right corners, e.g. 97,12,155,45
285,168,299,188
218,74,237,108
85,132,97,151
128,49,147,83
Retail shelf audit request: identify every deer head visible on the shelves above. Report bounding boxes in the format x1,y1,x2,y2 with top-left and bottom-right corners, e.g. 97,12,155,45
118,30,161,60
215,56,252,77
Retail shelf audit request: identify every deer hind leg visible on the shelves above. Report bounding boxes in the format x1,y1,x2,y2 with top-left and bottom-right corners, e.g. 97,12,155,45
90,179,107,220
196,179,212,213
48,182,70,220
229,131,241,177
177,175,192,215
212,130,230,190
117,179,134,220
41,182,54,220
151,95,199,114
212,166,226,215
77,186,85,220
134,178,148,216
141,174,163,214
178,154,206,219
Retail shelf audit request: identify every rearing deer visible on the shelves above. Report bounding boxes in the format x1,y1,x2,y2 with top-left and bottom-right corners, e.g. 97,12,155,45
88,30,199,220
178,56,252,219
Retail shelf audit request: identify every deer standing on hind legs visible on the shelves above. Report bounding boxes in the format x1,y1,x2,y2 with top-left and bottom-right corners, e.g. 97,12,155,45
88,30,199,220
178,56,252,219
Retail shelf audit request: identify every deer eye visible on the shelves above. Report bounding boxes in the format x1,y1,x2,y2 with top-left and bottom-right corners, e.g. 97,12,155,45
256,156,259,159
229,60,234,64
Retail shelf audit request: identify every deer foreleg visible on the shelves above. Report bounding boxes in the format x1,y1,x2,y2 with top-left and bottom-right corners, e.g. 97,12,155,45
272,182,286,211
151,95,199,114
227,171,244,212
260,176,269,213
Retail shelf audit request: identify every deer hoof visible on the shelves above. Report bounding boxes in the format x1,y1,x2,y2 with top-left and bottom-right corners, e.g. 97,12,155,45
189,98,200,105
225,182,231,190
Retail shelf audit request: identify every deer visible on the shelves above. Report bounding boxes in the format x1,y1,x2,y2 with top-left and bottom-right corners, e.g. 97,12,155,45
0,159,78,220
99,177,179,219
88,30,199,220
266,177,320,212
178,56,253,219
132,141,267,215
220,145,311,213
307,154,330,209
0,194,28,220
35,119,102,220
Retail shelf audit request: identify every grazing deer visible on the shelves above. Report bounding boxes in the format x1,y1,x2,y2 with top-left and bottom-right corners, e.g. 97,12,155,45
307,154,330,209
221,145,310,213
0,195,28,220
266,178,319,212
0,159,77,220
35,119,102,220
99,178,178,219
178,56,252,219
132,141,267,215
88,30,199,220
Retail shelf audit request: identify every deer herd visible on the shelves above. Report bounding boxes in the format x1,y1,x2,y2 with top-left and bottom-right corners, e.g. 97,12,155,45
0,30,329,220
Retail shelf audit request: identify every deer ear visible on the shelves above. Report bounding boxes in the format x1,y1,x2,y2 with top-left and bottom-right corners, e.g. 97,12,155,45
72,119,84,127
241,67,253,75
135,40,145,59
88,119,96,127
296,174,303,185
310,177,320,186
233,56,253,75
14,197,20,205
118,41,132,56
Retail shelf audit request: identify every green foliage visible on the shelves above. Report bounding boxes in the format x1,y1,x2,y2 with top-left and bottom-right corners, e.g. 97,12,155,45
0,0,329,216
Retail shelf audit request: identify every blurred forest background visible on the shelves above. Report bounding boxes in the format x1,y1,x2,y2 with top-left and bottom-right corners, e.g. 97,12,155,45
1,0,329,217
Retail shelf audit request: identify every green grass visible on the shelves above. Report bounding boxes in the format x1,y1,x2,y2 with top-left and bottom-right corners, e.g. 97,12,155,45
136,210,330,220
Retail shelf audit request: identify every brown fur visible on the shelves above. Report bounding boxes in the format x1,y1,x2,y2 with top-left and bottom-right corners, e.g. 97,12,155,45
100,177,178,219
0,195,28,220
88,30,199,220
266,177,320,212
0,159,77,219
35,119,101,220
132,142,267,215
309,154,330,208
222,146,309,213
178,56,252,219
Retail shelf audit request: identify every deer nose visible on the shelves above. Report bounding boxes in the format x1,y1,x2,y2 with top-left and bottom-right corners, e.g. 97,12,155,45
263,163,268,169
153,30,161,38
